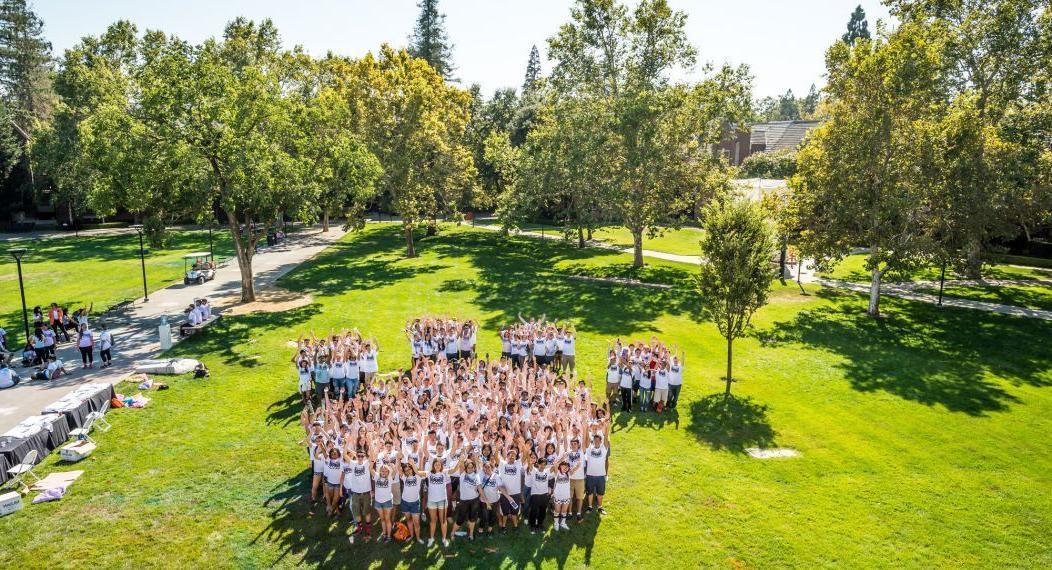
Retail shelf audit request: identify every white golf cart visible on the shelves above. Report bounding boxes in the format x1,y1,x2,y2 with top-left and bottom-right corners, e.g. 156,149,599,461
183,252,216,285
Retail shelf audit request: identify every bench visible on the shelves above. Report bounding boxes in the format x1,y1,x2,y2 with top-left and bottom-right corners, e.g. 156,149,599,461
179,314,222,337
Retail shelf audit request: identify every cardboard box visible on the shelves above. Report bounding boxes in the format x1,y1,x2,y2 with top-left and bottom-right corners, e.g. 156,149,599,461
0,491,22,516
60,440,96,462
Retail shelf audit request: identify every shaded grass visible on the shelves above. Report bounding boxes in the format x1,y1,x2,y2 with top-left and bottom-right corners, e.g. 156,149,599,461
821,253,1052,283
914,284,1052,312
1,224,1050,568
473,219,704,256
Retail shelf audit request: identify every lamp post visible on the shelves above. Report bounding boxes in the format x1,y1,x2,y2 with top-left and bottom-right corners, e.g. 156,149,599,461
937,262,946,307
8,247,30,345
133,225,149,302
208,222,214,257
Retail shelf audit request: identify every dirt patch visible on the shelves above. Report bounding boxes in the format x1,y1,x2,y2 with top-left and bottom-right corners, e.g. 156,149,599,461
214,287,313,316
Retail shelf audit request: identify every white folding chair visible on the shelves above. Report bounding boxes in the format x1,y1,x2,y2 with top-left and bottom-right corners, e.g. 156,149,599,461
69,413,98,444
7,449,40,492
94,411,112,433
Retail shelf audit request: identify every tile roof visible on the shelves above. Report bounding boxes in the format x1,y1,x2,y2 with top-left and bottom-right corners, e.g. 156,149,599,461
750,120,822,151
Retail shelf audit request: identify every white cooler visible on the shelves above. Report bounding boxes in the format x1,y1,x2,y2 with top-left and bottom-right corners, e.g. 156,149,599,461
0,492,22,516
60,440,97,462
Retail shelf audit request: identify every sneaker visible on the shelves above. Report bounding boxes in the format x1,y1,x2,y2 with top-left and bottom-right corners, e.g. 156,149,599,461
576,514,583,523
427,538,434,548
598,507,607,516
348,535,355,545
417,538,425,545
442,539,450,548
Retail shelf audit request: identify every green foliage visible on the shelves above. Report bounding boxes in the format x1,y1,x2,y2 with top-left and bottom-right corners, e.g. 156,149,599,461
407,0,455,80
522,44,542,95
0,0,53,130
698,198,776,393
739,147,797,179
465,85,519,210
792,26,944,316
343,45,476,256
754,83,821,122
842,5,871,45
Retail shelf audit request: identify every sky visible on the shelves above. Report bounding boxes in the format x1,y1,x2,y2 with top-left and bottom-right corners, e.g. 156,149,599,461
33,0,894,100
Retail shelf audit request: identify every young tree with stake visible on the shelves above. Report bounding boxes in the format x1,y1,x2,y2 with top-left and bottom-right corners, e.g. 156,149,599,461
698,198,776,395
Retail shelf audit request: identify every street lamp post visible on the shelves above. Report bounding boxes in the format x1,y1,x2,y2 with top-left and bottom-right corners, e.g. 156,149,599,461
208,223,214,257
133,226,149,302
8,247,30,345
937,262,946,307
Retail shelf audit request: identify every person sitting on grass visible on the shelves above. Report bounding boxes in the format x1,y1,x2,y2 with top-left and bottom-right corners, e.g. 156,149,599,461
0,361,18,389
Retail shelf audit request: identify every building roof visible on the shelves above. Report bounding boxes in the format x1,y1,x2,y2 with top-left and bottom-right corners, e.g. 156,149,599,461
750,120,822,151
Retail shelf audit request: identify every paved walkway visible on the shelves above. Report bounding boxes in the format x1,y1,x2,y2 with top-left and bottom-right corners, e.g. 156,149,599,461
0,226,347,433
475,220,1052,320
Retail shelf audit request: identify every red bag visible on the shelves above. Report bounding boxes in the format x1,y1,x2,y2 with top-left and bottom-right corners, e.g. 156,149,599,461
111,397,124,408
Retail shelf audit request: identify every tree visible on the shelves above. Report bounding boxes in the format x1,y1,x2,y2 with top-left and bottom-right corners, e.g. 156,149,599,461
408,0,455,80
291,55,382,232
791,27,943,316
739,147,797,179
889,0,1051,276
522,45,541,95
842,5,871,45
776,89,800,121
38,21,203,246
344,45,475,257
465,84,519,209
0,0,55,206
547,0,751,267
800,83,820,118
698,198,776,395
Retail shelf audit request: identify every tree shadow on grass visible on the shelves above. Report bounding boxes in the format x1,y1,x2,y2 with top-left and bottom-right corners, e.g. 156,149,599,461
611,408,681,433
760,289,1052,415
278,225,448,297
167,304,323,368
686,393,777,453
427,229,703,336
266,393,304,428
253,466,600,569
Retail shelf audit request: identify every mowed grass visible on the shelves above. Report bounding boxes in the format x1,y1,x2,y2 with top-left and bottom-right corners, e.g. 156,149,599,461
474,218,705,256
821,253,1052,282
913,284,1052,312
1,224,1050,568
0,229,236,340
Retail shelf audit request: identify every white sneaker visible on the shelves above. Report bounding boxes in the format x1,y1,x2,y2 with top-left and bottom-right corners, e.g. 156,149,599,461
348,535,355,544
442,539,450,548
427,538,434,548
416,538,425,545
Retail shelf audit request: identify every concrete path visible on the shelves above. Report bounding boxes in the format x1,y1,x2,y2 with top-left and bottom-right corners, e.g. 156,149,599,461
816,278,1052,320
0,226,347,433
474,220,1052,320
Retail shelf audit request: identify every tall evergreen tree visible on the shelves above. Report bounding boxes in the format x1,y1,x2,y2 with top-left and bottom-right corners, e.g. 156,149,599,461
407,0,455,80
522,44,541,95
800,83,820,118
842,5,871,45
0,0,54,205
776,89,800,120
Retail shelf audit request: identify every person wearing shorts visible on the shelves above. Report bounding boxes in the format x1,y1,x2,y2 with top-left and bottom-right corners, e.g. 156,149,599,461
400,463,424,544
567,438,587,521
451,460,482,540
584,430,610,516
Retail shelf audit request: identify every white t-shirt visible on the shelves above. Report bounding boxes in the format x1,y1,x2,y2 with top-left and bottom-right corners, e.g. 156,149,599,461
459,471,481,501
669,364,683,386
347,460,372,493
361,350,378,373
401,474,422,502
528,467,551,495
567,449,585,480
323,458,343,485
561,335,575,356
0,368,14,389
99,331,113,351
374,473,396,503
480,472,502,504
553,472,571,500
606,365,620,384
655,369,670,390
585,445,609,477
619,369,633,389
426,471,449,502
500,461,523,495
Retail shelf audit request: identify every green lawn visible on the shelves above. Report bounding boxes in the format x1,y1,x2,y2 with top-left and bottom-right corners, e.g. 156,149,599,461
914,284,1052,312
821,253,1052,282
1,224,1050,568
474,218,704,256
0,229,236,342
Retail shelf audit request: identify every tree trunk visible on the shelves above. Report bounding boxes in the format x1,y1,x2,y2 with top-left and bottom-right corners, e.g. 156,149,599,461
238,252,255,303
867,264,884,317
577,226,585,248
725,337,734,395
586,227,593,241
964,238,983,279
632,229,644,268
404,225,417,258
778,235,788,284
322,210,330,232
226,211,256,303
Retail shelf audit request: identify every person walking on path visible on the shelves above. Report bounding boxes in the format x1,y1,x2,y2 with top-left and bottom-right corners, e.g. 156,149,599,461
76,324,95,369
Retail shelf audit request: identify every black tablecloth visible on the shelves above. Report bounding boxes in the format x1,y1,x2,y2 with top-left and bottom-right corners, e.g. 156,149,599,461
40,414,70,450
42,383,115,429
0,453,9,484
0,429,49,472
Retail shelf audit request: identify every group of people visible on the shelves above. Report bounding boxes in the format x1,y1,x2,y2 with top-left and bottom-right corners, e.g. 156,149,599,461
0,302,115,376
291,329,381,402
604,338,685,413
178,298,214,336
499,314,577,372
295,318,613,550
